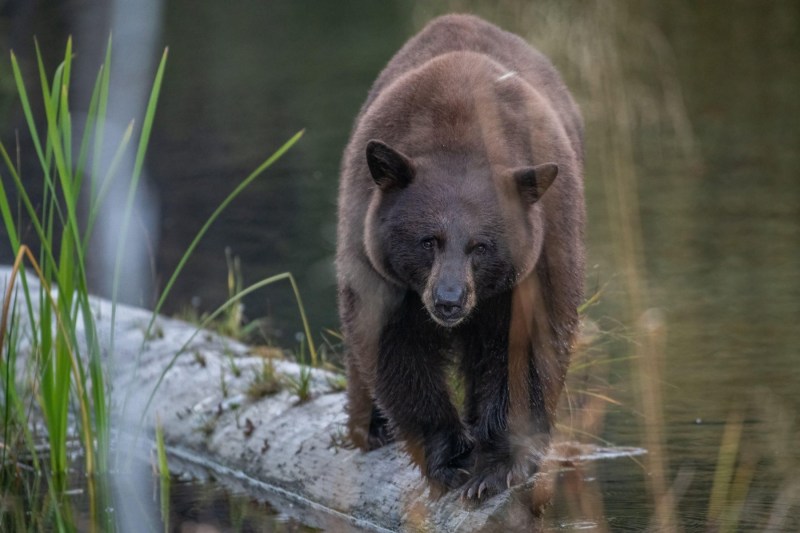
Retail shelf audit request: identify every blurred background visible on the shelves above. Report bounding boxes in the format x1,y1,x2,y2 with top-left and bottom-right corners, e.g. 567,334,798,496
1,0,799,529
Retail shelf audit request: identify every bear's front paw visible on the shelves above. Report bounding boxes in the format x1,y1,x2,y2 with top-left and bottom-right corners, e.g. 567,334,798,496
427,464,471,497
367,416,394,451
461,457,539,502
424,430,474,496
366,414,394,450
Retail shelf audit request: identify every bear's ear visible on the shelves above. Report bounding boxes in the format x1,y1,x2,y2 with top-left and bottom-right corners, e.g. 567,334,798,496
513,163,558,204
366,140,415,191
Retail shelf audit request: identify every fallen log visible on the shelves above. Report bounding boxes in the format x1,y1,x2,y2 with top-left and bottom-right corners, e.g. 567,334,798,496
3,267,642,532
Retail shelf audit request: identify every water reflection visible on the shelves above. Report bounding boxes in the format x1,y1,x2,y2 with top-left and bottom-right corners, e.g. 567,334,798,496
165,479,319,533
1,453,318,532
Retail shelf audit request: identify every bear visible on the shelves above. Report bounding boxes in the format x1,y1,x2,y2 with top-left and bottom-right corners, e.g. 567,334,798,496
336,14,585,501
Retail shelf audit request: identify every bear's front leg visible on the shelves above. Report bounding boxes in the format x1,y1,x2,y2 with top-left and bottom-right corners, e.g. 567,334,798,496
345,359,394,451
460,415,548,503
459,290,550,502
375,291,473,494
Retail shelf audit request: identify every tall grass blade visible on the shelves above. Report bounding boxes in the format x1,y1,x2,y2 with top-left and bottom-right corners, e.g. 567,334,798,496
9,51,46,169
110,47,168,340
3,39,109,479
0,155,22,251
83,120,135,254
91,36,113,200
58,38,73,173
155,416,171,533
74,60,105,199
147,128,305,330
707,412,744,528
2,247,98,477
0,296,42,475
40,53,84,279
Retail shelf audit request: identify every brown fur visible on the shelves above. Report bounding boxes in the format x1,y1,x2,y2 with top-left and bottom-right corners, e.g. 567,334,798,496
336,14,585,501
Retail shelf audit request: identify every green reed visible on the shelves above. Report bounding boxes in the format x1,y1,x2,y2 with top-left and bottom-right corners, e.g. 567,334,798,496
0,34,305,531
0,36,166,481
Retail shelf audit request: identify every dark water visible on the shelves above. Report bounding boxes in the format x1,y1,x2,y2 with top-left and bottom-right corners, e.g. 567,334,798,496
163,479,319,533
1,460,318,533
2,0,799,530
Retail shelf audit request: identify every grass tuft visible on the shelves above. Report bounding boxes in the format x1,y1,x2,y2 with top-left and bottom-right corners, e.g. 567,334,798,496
284,363,313,405
0,37,168,484
246,358,283,400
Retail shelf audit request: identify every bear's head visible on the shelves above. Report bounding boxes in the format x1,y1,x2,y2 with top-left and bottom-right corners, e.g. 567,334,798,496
363,139,558,327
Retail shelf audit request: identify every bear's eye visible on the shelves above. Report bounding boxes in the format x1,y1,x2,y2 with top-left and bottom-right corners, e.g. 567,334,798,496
421,237,436,250
472,243,488,255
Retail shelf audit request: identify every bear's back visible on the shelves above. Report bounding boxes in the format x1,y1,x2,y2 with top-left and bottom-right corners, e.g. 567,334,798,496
358,14,583,153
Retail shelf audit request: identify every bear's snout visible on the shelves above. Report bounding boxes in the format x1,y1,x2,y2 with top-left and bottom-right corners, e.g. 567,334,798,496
432,283,468,326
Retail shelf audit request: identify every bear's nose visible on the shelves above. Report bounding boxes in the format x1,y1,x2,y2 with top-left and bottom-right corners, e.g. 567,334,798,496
433,285,465,319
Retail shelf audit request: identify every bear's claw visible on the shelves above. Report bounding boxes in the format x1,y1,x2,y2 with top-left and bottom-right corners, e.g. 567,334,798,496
428,466,471,497
425,430,474,496
461,459,537,502
461,467,511,502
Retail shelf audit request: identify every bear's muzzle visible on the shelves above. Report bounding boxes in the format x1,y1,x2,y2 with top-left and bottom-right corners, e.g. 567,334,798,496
432,283,468,326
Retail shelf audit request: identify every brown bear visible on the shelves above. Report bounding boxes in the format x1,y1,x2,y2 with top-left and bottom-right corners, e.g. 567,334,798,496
336,14,585,501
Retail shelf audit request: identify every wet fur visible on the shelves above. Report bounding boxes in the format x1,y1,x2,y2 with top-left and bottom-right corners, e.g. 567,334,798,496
336,14,585,501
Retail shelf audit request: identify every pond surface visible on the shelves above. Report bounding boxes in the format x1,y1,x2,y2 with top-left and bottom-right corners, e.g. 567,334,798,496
1,457,319,532
1,0,799,530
